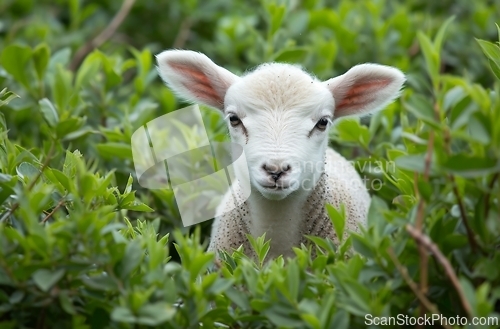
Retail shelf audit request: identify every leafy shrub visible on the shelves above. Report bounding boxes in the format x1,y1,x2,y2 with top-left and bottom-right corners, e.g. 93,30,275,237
1,0,500,328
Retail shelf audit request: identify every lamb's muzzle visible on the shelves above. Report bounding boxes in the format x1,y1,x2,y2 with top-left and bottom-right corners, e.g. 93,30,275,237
156,49,405,259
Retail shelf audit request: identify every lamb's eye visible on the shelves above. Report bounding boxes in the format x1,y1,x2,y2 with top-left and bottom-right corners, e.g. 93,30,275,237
315,117,329,131
229,114,241,127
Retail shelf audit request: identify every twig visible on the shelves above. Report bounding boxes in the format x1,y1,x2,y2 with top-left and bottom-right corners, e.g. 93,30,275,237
483,173,499,219
173,18,193,49
69,0,136,71
41,198,66,224
387,248,452,329
437,102,480,252
413,115,435,320
422,131,435,183
0,256,17,284
0,142,56,223
406,224,473,318
449,175,479,252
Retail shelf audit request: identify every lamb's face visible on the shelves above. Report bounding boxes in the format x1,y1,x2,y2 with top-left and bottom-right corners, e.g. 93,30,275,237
156,50,405,200
224,64,334,200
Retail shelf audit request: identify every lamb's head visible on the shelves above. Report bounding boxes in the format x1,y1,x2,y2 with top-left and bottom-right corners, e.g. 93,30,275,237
156,50,405,201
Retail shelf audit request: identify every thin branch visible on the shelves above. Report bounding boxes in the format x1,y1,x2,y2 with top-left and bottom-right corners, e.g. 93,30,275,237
484,173,499,219
449,175,480,252
387,248,452,329
413,116,435,320
406,224,473,318
41,198,66,224
173,18,193,49
69,0,136,71
422,130,435,183
0,256,17,284
437,102,480,252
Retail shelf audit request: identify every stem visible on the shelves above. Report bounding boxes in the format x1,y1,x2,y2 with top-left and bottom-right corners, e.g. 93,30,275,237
449,174,480,252
173,18,193,49
387,248,452,329
483,173,499,219
41,197,66,224
69,0,136,71
406,224,473,318
414,119,435,320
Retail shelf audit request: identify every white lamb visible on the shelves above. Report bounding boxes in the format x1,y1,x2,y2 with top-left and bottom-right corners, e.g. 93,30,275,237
156,50,405,259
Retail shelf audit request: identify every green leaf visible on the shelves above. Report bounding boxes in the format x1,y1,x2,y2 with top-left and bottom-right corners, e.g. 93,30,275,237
96,143,132,160
75,52,101,88
433,16,454,54
395,153,429,173
124,174,133,194
52,64,73,112
111,306,136,323
417,31,439,84
16,162,40,180
9,291,24,304
476,39,500,68
63,150,82,177
326,203,345,242
351,233,374,258
136,302,175,325
267,3,286,35
119,240,143,279
32,269,65,292
263,308,300,327
442,154,500,178
334,118,370,146
121,201,154,212
0,44,32,89
247,233,271,265
459,277,477,314
330,309,349,329
404,94,439,128
39,98,60,127
0,88,20,107
33,43,50,81
487,58,500,80
56,117,86,138
59,291,76,315
273,48,309,63
46,168,71,191
224,287,250,310
286,260,299,301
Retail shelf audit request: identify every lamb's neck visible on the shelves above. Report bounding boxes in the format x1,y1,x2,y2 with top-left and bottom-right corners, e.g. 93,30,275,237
246,189,311,256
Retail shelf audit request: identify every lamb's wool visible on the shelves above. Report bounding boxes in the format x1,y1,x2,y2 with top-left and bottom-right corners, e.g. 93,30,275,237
155,49,405,260
208,147,370,259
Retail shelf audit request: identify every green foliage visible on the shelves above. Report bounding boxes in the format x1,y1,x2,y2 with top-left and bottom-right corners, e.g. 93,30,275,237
1,0,500,328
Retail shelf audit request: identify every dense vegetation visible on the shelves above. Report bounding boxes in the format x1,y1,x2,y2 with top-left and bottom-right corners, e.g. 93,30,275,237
1,0,500,328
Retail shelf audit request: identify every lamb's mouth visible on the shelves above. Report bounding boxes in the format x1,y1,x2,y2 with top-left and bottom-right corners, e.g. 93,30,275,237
260,184,289,190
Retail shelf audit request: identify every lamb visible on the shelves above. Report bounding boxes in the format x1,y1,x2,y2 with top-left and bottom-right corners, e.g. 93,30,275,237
156,50,405,259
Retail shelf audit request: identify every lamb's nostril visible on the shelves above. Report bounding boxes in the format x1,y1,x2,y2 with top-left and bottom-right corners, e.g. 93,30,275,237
270,171,287,182
262,162,289,181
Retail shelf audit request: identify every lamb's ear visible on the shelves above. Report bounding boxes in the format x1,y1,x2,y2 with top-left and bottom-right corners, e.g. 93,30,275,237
323,64,405,119
156,50,239,111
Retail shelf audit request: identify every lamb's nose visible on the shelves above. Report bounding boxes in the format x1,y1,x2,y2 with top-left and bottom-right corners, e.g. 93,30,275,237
262,162,291,181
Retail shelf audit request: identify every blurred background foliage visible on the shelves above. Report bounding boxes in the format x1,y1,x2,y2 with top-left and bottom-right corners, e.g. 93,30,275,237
1,0,500,328
1,0,499,234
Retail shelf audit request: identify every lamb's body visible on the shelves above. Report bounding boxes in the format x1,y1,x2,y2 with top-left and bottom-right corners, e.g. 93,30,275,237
209,148,370,259
156,50,405,259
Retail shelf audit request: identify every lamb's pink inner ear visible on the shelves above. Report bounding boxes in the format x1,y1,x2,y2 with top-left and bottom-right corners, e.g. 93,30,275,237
326,63,405,118
169,62,223,107
336,79,390,112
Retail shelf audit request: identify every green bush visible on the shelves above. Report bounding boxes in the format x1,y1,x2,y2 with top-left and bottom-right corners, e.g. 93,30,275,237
1,0,500,328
